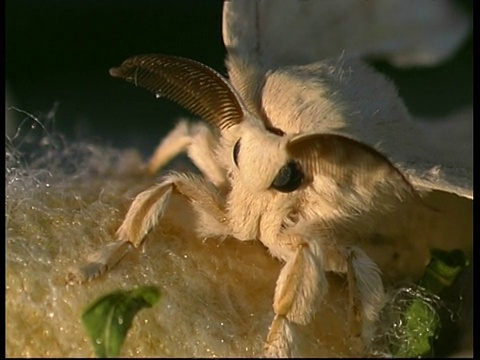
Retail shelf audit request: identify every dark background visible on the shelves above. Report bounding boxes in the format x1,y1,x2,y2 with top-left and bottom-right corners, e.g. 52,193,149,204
6,0,473,156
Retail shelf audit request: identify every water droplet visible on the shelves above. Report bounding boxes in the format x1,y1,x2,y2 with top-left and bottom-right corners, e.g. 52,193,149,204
95,338,103,344
117,316,124,325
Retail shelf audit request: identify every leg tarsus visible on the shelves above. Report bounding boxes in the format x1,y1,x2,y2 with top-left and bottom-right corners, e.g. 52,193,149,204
66,241,133,284
263,315,293,358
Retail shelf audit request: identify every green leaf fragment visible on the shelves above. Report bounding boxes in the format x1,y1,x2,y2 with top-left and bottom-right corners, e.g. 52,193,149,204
393,249,468,358
419,249,469,294
394,299,440,357
82,286,161,358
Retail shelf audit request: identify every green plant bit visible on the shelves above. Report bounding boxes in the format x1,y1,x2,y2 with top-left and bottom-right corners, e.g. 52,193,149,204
82,286,161,358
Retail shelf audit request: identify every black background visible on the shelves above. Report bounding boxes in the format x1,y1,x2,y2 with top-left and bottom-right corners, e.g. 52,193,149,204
6,0,473,156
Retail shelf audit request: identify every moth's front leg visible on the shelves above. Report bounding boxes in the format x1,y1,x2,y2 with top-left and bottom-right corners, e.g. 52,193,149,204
67,172,228,284
263,239,326,358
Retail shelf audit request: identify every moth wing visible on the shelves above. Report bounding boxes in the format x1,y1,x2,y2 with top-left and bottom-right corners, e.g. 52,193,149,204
223,0,470,68
400,108,473,200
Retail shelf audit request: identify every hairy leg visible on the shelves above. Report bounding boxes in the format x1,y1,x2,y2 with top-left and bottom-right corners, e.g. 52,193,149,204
264,240,326,357
262,226,384,357
67,172,229,284
147,120,227,187
324,245,385,341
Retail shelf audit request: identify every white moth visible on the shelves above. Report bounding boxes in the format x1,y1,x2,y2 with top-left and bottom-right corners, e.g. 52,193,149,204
69,53,444,357
56,1,471,357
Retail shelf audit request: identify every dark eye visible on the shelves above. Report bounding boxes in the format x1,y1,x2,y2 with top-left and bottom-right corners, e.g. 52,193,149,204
271,161,304,193
233,139,241,166
266,126,285,136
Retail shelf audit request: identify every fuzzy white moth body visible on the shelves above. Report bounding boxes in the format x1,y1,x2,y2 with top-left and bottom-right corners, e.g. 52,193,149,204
70,53,429,357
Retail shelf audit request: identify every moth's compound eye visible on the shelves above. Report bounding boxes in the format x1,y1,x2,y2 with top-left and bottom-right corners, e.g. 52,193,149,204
233,139,241,167
271,161,303,193
266,126,285,137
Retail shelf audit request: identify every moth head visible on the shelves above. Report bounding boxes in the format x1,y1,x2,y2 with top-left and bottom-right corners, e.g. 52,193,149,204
109,54,304,194
227,122,305,193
